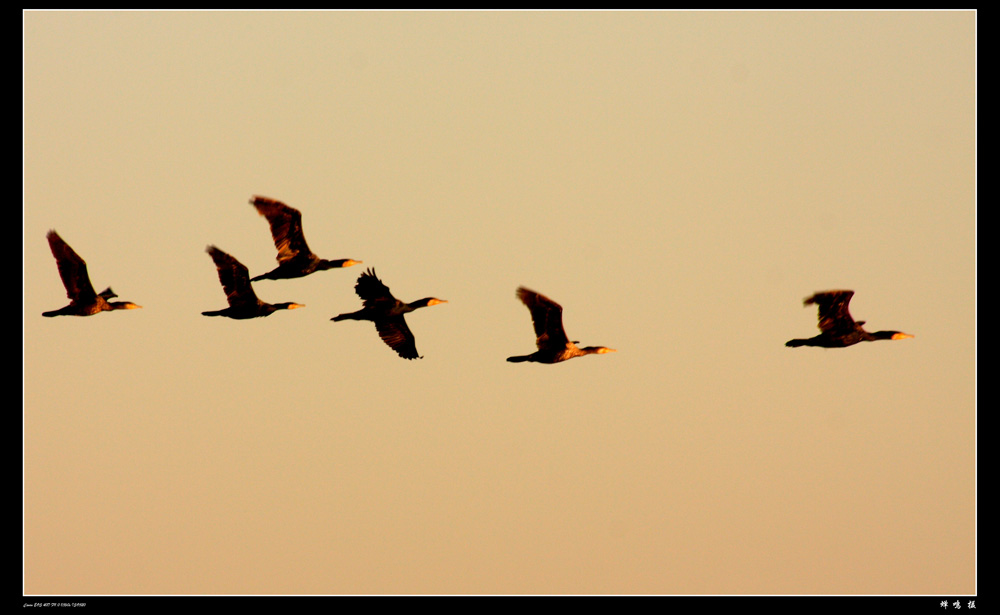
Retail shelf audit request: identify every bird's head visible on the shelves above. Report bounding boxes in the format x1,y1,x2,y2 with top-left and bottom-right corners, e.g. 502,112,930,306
319,259,363,271
872,330,913,341
413,298,447,308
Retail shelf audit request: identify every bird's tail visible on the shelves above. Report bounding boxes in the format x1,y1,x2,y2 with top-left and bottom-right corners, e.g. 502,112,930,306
202,310,224,317
331,310,364,322
506,355,531,363
42,305,73,317
785,339,807,347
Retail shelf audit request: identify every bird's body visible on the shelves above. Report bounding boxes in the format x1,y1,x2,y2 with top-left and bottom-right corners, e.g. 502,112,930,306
249,196,361,281
331,268,446,359
42,230,141,317
507,286,615,364
786,290,913,348
202,246,304,319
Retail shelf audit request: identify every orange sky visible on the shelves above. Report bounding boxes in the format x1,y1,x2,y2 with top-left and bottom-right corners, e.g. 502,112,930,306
24,10,975,595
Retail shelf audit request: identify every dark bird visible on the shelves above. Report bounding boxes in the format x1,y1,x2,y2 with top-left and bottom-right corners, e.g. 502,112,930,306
248,195,362,282
507,286,616,364
331,268,446,359
785,290,913,348
202,245,305,319
42,230,142,317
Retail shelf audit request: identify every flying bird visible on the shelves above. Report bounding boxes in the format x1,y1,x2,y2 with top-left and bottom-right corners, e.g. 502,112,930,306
331,268,446,359
507,286,615,364
248,195,362,281
202,246,305,319
785,290,913,348
42,230,142,317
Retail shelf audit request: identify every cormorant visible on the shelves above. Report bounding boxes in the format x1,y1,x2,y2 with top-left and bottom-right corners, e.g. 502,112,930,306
248,196,362,281
507,286,616,364
42,230,142,317
202,245,305,319
331,268,446,359
785,290,913,348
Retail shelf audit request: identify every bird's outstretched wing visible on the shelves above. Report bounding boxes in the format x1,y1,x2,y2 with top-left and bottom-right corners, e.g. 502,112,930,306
805,290,857,334
375,316,420,359
355,268,398,311
47,230,98,303
516,287,569,350
251,196,312,264
207,246,259,308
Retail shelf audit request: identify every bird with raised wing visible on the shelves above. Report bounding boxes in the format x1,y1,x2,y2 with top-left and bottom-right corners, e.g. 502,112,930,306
249,195,362,282
331,268,446,359
507,286,615,364
202,246,304,319
42,230,141,317
786,290,913,348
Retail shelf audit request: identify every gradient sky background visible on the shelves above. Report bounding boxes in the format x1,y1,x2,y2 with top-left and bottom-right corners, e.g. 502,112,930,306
24,10,975,595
